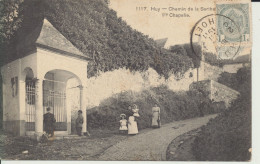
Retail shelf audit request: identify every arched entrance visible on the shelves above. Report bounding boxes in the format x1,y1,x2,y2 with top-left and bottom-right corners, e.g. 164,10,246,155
1,18,90,138
43,69,82,135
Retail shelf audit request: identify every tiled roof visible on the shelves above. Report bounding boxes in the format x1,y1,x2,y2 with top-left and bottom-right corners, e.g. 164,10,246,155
16,18,90,61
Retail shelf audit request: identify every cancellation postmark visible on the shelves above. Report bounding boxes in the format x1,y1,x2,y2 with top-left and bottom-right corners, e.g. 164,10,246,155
191,0,251,60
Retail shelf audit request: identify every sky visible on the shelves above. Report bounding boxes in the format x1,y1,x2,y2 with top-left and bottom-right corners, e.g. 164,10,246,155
109,0,216,47
109,0,251,57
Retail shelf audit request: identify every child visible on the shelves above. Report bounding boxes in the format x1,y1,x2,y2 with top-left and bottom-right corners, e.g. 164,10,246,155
132,104,140,117
119,114,128,134
76,110,84,136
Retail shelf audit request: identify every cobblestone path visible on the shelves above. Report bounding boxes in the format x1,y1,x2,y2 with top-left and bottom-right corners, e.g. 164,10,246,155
98,114,217,161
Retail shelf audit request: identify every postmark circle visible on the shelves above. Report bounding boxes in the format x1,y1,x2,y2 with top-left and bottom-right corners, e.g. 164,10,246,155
190,14,242,60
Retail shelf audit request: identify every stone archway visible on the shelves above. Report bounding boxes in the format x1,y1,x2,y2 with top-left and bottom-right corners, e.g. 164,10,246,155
43,69,82,135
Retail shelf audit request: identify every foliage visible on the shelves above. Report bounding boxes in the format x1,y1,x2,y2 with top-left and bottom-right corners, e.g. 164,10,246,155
218,72,238,89
203,52,250,67
0,0,44,65
0,0,23,44
169,43,202,68
87,85,224,130
0,0,193,79
218,67,251,93
203,52,224,67
0,0,24,66
152,49,193,79
192,67,251,161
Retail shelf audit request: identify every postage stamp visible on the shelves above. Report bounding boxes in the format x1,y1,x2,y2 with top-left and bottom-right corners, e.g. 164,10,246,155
217,3,250,43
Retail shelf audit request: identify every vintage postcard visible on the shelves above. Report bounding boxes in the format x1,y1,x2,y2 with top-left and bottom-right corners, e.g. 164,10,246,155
0,0,253,162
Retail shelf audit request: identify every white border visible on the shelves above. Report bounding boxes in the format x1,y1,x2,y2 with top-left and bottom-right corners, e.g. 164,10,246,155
2,2,260,164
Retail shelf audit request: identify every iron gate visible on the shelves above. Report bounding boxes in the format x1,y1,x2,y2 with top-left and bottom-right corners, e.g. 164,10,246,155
25,82,36,131
25,80,67,132
43,80,67,131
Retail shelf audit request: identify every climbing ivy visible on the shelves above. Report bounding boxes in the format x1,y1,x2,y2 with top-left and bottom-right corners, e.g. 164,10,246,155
1,0,195,79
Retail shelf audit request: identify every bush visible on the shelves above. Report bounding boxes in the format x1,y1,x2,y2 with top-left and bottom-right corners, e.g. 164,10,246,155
192,67,251,161
218,67,251,93
87,85,224,131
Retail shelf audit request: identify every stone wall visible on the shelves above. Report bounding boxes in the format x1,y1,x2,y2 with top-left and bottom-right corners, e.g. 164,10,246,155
84,67,197,108
190,80,240,107
210,80,240,107
82,60,227,108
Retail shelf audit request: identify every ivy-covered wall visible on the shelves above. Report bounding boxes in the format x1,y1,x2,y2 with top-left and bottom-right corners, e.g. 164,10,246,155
2,0,194,79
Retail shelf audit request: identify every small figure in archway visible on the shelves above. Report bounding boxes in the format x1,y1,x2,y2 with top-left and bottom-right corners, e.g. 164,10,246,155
76,110,84,136
43,107,56,137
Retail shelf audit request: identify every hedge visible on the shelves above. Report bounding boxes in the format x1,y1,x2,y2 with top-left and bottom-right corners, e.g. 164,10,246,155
192,67,251,161
87,85,225,131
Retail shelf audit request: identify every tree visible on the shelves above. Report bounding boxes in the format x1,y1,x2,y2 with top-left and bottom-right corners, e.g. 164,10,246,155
169,45,187,56
0,0,23,45
1,0,194,79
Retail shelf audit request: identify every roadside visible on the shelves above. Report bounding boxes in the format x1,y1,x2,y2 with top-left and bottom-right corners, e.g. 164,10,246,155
166,128,200,161
0,114,216,160
0,129,127,160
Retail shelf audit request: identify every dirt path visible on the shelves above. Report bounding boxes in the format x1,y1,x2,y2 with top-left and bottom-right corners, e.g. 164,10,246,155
98,114,217,161
1,115,217,160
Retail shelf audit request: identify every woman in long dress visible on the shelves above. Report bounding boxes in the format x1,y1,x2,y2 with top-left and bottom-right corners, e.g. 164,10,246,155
152,103,161,128
128,115,138,135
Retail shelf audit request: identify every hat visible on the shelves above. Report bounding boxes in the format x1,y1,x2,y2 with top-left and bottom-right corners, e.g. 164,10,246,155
78,110,82,113
120,114,126,118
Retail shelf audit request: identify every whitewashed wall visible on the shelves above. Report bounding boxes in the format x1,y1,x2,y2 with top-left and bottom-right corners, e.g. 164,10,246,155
83,67,198,108
1,60,20,122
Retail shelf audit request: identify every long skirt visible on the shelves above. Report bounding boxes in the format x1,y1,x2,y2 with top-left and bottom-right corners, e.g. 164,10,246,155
128,116,138,134
152,112,160,127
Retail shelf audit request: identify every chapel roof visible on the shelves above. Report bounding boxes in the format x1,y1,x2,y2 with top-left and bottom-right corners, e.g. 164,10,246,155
15,18,91,61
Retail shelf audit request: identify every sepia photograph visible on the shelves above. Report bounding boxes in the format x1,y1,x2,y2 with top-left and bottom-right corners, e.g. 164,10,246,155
0,0,256,162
